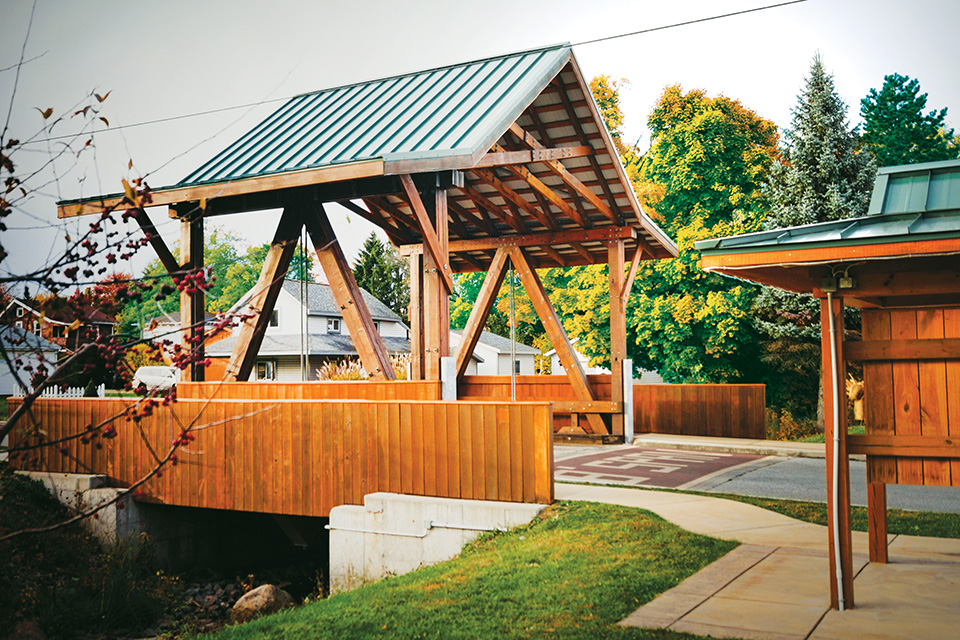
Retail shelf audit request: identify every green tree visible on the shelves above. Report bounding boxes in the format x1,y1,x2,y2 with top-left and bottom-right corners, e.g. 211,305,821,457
861,72,958,167
756,55,876,419
352,232,409,319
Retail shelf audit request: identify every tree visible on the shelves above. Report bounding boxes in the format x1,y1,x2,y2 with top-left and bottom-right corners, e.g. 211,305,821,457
860,73,958,167
211,240,315,313
352,232,409,319
756,55,876,419
623,86,779,382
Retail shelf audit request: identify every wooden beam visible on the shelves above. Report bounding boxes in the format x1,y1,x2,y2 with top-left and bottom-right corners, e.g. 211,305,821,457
448,198,498,237
608,240,626,436
510,246,607,435
470,168,555,231
133,208,180,277
844,338,960,362
847,434,960,457
509,123,619,225
179,208,205,382
363,196,422,236
867,483,888,563
409,252,424,380
458,180,527,233
489,143,585,227
552,401,621,414
472,145,592,168
305,203,396,380
821,270,960,299
821,295,854,610
58,160,385,218
400,175,454,293
338,199,410,245
421,187,450,379
226,207,302,382
621,243,644,307
398,226,636,256
568,242,595,263
454,248,511,379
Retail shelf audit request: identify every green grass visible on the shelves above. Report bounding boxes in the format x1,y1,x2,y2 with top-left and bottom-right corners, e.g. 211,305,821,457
798,423,865,443
705,491,960,539
0,396,7,421
204,501,736,640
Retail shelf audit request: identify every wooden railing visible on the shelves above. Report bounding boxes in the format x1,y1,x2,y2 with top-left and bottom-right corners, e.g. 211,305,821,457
7,397,553,516
177,380,441,401
460,376,766,439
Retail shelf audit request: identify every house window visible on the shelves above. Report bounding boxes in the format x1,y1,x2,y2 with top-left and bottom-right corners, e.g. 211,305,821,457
51,325,65,338
327,318,341,334
515,360,521,374
16,307,24,317
256,360,277,381
374,321,380,334
269,310,279,327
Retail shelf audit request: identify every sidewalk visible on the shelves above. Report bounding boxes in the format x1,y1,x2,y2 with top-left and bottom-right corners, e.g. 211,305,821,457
632,433,840,459
557,483,960,639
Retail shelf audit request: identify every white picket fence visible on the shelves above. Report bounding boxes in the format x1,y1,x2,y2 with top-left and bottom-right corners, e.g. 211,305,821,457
13,383,105,398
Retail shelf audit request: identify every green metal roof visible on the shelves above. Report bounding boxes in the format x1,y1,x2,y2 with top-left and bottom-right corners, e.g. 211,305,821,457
179,44,572,186
696,159,960,255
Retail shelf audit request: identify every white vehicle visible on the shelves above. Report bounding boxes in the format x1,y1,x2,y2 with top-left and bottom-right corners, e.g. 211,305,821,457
132,366,178,390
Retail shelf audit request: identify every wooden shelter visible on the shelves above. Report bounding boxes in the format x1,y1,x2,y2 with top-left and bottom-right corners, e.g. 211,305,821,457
697,159,960,610
58,43,676,438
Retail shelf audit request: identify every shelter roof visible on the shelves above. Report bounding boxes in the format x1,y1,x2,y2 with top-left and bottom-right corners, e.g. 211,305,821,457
696,159,960,308
58,44,676,272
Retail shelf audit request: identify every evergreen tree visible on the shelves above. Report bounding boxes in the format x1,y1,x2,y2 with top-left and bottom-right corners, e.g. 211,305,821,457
352,232,409,319
755,55,876,420
860,73,957,167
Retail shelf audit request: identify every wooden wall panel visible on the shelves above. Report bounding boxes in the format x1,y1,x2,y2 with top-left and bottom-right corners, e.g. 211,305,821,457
7,397,552,517
178,380,441,401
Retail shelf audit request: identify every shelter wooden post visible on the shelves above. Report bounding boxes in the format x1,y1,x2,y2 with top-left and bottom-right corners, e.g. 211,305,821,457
305,203,396,380
821,295,854,610
409,253,424,380
455,247,510,380
608,240,627,436
867,482,888,563
179,207,205,382
510,246,607,435
225,208,302,382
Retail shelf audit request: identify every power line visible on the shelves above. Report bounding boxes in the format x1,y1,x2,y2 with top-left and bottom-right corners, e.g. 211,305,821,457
20,1,806,146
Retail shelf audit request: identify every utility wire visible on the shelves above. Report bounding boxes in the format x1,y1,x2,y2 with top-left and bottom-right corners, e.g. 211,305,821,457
19,0,806,146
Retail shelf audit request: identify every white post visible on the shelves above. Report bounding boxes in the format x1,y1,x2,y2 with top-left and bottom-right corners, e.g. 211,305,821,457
623,358,635,444
440,356,457,401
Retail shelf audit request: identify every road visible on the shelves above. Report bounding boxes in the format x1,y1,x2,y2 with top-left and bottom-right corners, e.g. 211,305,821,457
554,444,960,514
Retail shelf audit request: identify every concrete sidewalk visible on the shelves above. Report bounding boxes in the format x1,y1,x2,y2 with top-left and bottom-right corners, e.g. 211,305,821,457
632,433,840,459
557,483,960,640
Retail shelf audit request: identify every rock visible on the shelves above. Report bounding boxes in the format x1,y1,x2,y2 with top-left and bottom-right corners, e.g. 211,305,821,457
12,620,46,640
230,584,294,622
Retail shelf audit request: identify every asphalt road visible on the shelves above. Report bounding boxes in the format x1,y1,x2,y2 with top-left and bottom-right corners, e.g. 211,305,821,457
555,445,960,514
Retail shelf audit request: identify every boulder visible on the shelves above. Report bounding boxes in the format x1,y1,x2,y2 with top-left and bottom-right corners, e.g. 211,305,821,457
230,584,295,622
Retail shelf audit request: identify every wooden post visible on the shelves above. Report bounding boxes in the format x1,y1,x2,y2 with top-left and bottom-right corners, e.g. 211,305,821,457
608,240,626,437
225,208,302,382
868,482,888,563
179,207,205,382
511,247,607,435
821,295,855,609
305,203,396,380
409,252,424,380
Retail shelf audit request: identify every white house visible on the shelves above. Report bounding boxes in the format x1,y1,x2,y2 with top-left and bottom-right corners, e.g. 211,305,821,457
544,337,664,383
450,330,538,376
204,279,537,380
0,325,61,395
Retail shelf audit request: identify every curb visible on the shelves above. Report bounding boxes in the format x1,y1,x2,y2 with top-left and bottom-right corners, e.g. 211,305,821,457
631,435,865,461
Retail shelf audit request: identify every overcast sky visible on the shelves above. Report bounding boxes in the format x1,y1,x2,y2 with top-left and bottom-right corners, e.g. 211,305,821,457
2,0,958,286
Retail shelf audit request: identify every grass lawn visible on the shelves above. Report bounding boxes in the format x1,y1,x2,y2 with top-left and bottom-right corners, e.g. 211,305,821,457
707,491,960,539
204,501,736,640
798,423,865,443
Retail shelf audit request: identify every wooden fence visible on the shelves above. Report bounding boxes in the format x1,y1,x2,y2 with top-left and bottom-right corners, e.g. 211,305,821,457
460,376,766,439
7,396,553,517
177,380,441,401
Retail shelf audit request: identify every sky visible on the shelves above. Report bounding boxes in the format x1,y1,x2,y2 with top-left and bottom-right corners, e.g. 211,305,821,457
2,0,958,288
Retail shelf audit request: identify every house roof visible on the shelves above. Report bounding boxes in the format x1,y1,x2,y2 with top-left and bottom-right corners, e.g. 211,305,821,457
452,329,539,355
206,333,410,357
0,324,61,353
281,279,402,322
179,44,573,186
696,159,960,307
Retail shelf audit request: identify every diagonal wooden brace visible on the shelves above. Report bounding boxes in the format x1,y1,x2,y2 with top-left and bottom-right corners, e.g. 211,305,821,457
455,247,511,379
305,203,396,380
509,246,607,435
400,174,454,292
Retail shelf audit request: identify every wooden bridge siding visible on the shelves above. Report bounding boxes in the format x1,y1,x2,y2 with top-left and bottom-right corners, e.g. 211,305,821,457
459,376,765,439
176,381,441,401
862,308,959,487
7,397,553,516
